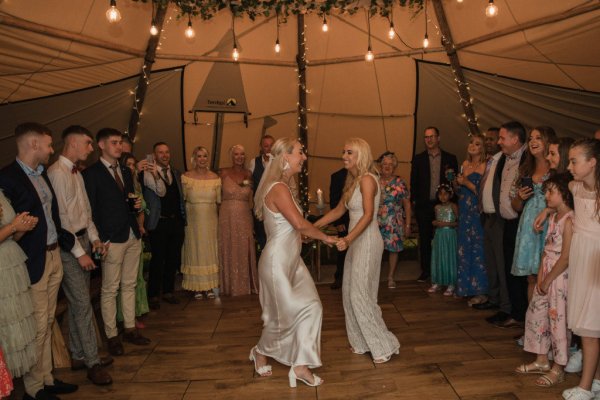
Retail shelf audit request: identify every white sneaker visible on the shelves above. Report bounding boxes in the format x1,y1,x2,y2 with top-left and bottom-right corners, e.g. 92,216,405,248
563,386,594,400
565,349,583,373
592,379,600,394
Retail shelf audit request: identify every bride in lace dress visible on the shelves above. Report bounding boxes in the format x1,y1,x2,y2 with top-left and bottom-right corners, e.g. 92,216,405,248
250,137,338,387
315,138,400,363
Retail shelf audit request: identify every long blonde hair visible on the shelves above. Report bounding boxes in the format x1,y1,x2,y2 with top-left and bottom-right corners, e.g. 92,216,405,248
190,146,209,169
342,138,379,204
253,137,299,221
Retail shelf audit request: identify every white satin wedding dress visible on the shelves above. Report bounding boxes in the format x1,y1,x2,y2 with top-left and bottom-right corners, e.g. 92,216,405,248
255,182,322,368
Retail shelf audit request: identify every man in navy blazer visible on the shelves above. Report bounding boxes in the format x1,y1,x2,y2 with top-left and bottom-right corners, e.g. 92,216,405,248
0,122,78,400
410,126,458,282
83,128,150,357
142,142,186,309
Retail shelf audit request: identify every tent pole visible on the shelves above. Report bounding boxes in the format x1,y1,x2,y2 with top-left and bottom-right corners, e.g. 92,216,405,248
431,0,479,135
127,3,168,141
211,113,224,171
296,14,309,210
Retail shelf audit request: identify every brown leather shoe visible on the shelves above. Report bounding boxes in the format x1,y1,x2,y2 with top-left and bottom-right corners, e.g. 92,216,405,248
87,364,113,386
123,329,151,346
495,318,524,329
71,355,114,371
107,336,124,356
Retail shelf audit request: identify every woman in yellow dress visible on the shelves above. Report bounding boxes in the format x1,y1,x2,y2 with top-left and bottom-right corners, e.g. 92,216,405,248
181,147,221,299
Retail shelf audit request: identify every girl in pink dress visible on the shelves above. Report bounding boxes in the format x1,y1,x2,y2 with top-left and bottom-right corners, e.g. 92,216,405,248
562,139,600,400
515,173,573,388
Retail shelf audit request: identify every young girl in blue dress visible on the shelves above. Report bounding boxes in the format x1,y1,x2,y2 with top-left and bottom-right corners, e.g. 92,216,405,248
428,184,458,296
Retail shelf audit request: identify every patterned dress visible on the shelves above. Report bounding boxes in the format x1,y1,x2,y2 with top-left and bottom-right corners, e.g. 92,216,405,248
377,176,409,252
430,204,458,286
0,348,12,398
218,176,258,296
181,176,221,292
456,173,487,296
511,174,550,276
524,211,572,364
343,174,400,360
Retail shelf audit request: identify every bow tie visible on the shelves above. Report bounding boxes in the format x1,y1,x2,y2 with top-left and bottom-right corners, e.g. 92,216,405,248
71,165,78,174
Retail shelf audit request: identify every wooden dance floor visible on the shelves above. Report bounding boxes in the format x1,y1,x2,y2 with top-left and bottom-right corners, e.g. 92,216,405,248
12,261,576,399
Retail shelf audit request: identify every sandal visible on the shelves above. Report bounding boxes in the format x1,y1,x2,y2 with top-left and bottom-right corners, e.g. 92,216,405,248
387,279,396,289
249,346,272,377
373,349,399,364
535,369,565,387
349,346,367,355
206,291,216,299
515,361,551,375
194,292,204,300
468,295,488,307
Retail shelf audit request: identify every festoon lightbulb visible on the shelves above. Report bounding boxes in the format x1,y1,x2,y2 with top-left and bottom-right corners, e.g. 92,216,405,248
486,0,498,17
105,0,121,23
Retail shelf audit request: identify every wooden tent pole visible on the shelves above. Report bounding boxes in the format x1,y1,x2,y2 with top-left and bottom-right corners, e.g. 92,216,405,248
431,0,479,135
296,14,309,210
127,3,168,140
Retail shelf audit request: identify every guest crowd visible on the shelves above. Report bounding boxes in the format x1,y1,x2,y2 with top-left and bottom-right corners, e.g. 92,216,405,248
0,121,598,399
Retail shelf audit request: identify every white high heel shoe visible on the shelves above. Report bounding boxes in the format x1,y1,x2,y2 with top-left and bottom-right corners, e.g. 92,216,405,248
249,346,272,377
288,366,323,388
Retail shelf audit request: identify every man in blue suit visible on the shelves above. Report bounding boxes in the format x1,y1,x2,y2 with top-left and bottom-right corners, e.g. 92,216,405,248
0,122,78,400
142,142,186,310
83,128,150,357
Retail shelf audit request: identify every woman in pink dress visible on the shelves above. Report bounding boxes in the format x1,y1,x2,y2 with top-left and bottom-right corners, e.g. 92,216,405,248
218,145,258,296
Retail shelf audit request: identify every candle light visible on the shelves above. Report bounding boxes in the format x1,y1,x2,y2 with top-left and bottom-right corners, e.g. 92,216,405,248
316,188,325,208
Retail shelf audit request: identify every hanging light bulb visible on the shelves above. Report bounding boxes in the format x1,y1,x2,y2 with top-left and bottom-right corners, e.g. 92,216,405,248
150,21,159,36
457,0,464,3
423,33,429,48
365,46,374,62
232,43,239,61
322,15,329,32
185,19,195,39
105,0,121,23
388,22,395,40
486,0,498,17
275,39,281,53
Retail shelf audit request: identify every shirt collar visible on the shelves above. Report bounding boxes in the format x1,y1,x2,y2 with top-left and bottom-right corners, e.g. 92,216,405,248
100,157,119,169
59,155,75,170
507,144,527,161
16,158,44,176
427,149,441,158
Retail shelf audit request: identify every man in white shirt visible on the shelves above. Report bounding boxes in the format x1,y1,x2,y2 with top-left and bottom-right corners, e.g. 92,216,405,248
47,126,113,385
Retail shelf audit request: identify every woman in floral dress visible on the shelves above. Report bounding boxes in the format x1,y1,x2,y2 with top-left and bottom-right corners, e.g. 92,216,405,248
376,152,411,289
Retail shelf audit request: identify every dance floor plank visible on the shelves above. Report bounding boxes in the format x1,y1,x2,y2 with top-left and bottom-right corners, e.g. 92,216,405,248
7,261,578,399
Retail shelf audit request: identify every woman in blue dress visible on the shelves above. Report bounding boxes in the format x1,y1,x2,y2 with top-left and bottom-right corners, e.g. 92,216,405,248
376,152,411,289
511,127,556,302
455,135,488,305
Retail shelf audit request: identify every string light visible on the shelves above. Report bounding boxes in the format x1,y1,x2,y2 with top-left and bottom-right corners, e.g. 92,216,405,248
185,16,195,39
231,13,239,61
365,10,374,62
105,0,121,23
274,11,281,53
321,15,328,32
365,46,374,62
150,21,158,36
457,0,463,3
423,33,429,48
388,22,395,40
486,0,498,17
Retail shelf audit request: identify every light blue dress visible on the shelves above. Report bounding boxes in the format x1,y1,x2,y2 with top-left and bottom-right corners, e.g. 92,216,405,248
511,175,549,276
431,204,458,286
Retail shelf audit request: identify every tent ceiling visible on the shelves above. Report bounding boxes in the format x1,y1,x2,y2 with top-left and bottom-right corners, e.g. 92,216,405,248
1,0,599,104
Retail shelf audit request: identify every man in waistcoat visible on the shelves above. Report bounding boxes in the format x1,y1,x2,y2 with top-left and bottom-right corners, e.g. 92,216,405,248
249,135,274,252
143,142,186,310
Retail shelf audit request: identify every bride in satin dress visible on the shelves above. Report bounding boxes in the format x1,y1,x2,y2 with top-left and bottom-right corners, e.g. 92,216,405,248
315,138,400,363
250,137,338,387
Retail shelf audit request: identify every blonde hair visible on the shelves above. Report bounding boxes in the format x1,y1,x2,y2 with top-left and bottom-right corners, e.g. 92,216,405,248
342,138,379,204
254,137,299,221
190,146,209,169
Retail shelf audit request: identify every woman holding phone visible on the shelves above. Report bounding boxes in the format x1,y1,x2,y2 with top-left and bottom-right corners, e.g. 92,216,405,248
510,126,556,302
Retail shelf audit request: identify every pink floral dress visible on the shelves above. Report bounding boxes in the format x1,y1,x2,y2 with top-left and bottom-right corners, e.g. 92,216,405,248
0,348,13,398
377,177,409,252
523,211,572,365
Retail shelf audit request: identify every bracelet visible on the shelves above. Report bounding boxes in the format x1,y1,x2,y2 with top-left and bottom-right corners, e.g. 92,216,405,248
10,224,16,234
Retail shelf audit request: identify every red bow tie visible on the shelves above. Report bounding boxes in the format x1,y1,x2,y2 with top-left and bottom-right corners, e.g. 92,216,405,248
71,165,78,174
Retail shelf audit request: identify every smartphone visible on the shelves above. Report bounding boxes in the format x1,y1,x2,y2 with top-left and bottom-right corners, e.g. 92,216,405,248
145,154,154,164
521,176,533,190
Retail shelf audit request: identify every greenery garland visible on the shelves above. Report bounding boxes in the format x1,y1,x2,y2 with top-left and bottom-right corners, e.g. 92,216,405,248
132,0,424,21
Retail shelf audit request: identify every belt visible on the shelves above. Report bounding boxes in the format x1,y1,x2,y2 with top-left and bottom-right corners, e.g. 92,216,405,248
75,229,86,237
46,242,58,251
